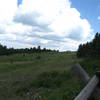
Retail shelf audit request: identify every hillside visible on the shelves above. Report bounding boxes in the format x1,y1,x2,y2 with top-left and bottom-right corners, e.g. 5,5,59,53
0,52,83,100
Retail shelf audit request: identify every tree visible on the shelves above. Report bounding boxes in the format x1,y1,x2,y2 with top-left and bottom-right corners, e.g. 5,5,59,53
77,33,100,58
0,43,59,56
37,46,41,53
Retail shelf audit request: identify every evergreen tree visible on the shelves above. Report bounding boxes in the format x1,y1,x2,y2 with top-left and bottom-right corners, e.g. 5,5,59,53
77,33,100,58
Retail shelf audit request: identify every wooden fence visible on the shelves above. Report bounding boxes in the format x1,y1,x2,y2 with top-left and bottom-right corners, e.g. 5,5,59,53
72,64,100,100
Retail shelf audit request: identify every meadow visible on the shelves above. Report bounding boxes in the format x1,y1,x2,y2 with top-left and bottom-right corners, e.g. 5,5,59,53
80,58,100,77
0,52,83,100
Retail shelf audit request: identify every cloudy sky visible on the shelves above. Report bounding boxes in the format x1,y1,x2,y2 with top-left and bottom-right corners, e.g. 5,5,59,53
0,0,99,51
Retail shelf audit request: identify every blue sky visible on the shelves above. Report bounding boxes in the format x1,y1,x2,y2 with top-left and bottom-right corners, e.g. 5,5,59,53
17,0,22,6
71,0,100,33
0,0,99,51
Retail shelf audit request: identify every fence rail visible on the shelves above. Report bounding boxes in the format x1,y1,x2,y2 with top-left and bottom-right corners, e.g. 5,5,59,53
72,64,100,100
74,75,99,100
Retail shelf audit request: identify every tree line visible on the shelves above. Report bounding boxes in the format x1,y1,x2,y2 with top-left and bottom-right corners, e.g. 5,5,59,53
77,33,100,58
0,44,59,56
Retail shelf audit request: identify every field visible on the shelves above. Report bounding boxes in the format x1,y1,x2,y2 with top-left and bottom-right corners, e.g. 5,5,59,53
80,58,100,77
0,52,83,100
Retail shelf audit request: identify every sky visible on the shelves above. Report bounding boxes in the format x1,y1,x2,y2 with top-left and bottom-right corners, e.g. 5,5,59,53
0,0,99,51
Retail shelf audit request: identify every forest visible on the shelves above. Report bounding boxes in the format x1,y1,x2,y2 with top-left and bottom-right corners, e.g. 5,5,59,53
77,33,100,58
0,44,59,56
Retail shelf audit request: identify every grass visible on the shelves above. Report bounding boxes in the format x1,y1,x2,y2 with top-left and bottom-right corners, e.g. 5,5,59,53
0,52,83,100
79,58,100,77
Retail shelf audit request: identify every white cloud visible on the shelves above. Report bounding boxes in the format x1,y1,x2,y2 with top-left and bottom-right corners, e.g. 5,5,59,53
0,0,93,51
0,40,35,49
0,0,17,23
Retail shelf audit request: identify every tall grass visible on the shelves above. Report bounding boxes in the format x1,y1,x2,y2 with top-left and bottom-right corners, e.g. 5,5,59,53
0,52,83,100
80,58,100,77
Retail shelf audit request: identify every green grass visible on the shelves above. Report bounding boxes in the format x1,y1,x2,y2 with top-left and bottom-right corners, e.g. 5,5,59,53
79,58,100,77
0,52,83,100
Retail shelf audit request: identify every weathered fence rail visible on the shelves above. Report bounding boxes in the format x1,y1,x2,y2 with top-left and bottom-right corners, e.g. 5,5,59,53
71,63,90,85
74,75,99,100
72,64,100,100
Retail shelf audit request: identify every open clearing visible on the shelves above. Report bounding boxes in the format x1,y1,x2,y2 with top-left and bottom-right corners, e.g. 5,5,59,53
0,52,83,100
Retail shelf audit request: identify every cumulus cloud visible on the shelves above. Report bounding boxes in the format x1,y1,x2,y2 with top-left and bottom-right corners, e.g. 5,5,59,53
0,24,6,34
0,0,93,51
0,0,17,23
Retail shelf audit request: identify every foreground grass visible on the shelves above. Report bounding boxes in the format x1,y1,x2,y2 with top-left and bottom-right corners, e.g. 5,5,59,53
0,52,83,100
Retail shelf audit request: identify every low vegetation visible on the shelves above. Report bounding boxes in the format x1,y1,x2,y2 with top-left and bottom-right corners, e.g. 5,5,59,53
0,52,83,100
79,58,100,77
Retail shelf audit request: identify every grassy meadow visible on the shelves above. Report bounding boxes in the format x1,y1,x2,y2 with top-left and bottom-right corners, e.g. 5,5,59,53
80,58,100,77
0,52,83,100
